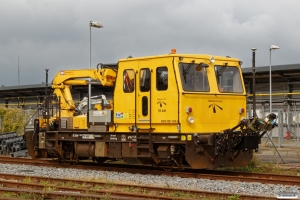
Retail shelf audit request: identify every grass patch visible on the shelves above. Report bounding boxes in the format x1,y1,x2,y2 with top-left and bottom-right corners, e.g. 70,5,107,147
56,197,96,200
122,186,135,192
166,190,196,198
41,180,51,186
1,192,16,198
221,155,299,175
22,177,31,183
140,189,149,194
228,194,240,200
104,181,115,189
56,197,76,200
100,193,111,200
74,183,86,188
0,192,38,199
44,187,57,192
18,193,37,199
91,184,102,190
60,181,76,187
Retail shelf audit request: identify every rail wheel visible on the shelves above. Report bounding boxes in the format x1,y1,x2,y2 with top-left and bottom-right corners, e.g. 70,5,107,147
162,167,173,172
95,157,108,164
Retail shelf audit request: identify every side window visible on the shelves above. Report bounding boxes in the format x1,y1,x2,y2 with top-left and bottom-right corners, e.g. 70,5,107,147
140,68,150,92
123,69,134,93
156,67,168,90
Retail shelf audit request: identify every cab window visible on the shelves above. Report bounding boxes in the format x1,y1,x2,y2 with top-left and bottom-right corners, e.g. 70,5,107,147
215,66,243,93
140,68,150,92
156,67,168,90
123,69,134,93
179,63,209,92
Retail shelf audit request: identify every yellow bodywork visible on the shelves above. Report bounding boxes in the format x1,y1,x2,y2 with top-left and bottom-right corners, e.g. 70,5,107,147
44,53,246,133
113,54,246,134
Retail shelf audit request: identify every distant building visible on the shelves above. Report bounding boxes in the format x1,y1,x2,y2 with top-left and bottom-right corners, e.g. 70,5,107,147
0,63,300,111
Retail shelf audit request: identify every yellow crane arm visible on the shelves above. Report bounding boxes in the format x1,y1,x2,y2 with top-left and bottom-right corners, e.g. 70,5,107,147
52,68,116,86
51,68,116,115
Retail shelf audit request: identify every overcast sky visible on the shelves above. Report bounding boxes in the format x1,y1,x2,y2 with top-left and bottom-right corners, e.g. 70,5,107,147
0,0,299,86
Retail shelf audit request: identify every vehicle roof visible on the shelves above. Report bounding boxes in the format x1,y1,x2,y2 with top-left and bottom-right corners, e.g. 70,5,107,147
118,53,240,62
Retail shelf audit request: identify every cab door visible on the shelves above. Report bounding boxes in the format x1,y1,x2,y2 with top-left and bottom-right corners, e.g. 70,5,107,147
137,61,151,127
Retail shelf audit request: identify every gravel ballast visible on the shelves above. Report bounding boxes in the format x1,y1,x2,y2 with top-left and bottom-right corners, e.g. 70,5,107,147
0,163,298,197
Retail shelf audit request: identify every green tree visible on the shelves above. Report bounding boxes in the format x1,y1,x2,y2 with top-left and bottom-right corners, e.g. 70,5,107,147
0,107,32,135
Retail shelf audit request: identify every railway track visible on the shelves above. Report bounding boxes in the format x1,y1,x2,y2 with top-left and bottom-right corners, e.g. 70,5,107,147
0,156,299,187
0,173,277,199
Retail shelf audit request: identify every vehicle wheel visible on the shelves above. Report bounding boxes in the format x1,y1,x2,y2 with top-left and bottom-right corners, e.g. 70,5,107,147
162,167,173,172
95,157,107,163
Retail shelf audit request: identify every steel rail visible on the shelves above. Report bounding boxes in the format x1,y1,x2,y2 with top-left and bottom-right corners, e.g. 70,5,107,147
0,173,276,200
0,156,300,186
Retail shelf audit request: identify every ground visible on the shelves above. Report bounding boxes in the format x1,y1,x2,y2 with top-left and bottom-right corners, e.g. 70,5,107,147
256,137,300,169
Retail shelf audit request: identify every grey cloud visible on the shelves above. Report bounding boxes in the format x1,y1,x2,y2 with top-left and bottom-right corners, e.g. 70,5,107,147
0,0,299,86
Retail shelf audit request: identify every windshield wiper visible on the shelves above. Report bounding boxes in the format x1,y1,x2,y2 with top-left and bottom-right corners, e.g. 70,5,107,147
216,64,228,77
182,60,195,83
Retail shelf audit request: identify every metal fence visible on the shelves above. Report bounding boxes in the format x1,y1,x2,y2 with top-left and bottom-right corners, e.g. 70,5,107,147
24,109,38,131
247,102,300,148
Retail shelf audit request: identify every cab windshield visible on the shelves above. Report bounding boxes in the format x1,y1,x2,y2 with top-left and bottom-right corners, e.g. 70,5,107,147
215,65,243,93
179,63,209,92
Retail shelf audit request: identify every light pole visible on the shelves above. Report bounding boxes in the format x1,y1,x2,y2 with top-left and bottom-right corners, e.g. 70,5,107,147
45,69,49,96
251,48,257,118
89,21,103,111
269,45,280,114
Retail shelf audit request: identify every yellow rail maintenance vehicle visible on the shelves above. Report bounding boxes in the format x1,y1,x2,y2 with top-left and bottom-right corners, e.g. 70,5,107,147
25,49,277,170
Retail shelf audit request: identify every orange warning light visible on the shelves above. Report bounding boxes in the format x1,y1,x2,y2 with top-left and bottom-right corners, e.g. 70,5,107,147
171,49,176,54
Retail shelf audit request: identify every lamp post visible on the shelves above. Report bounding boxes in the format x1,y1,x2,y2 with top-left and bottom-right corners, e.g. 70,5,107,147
251,48,257,118
89,21,103,111
45,69,49,96
269,45,280,114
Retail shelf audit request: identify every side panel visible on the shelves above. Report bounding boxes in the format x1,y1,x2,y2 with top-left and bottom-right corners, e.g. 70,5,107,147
150,57,179,132
113,61,138,132
180,94,246,133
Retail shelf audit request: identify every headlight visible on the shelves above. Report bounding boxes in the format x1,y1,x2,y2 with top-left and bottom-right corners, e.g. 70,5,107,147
187,116,194,124
209,56,215,63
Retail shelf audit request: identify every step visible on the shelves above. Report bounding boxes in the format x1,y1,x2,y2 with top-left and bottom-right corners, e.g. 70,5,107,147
137,154,150,158
136,145,150,149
